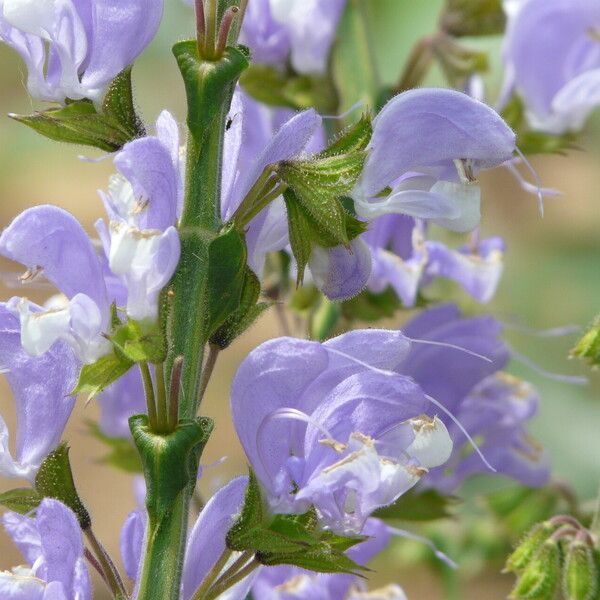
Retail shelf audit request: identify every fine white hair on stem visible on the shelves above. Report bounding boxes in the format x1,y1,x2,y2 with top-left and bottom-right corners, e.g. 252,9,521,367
510,348,588,385
321,100,365,121
386,525,458,569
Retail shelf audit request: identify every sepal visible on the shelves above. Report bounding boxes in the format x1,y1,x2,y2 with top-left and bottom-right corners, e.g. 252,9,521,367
0,488,43,514
226,471,367,575
510,539,561,599
10,68,144,151
563,541,597,600
34,443,91,529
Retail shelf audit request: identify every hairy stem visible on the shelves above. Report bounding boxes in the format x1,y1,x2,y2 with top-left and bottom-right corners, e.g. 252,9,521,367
204,558,260,600
197,343,220,407
139,363,158,431
84,527,128,599
190,548,233,600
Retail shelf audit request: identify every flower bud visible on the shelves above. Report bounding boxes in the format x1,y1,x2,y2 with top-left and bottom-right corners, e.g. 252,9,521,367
505,521,558,573
572,321,600,367
563,541,598,600
511,539,560,599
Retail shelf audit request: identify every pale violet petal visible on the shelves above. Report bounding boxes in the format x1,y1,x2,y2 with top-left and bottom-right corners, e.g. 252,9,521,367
430,181,481,233
405,416,453,469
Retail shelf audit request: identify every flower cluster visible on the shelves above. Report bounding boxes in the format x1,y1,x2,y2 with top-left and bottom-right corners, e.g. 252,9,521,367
0,0,593,599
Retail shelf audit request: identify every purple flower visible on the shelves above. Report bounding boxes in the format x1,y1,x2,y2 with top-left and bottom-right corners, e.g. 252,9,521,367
231,331,453,534
0,305,78,481
1,499,91,599
354,89,516,233
364,214,505,306
96,111,182,322
400,304,550,492
223,88,369,301
0,205,112,363
240,0,347,74
0,0,164,103
502,0,600,133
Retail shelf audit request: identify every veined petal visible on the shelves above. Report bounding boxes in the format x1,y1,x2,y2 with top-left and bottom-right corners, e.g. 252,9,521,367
0,569,46,600
359,88,515,197
80,0,163,101
405,416,453,469
0,305,78,480
113,130,180,230
0,205,107,313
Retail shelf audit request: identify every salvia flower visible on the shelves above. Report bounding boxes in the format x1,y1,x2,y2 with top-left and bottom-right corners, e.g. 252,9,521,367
502,0,600,134
96,111,182,322
400,304,550,492
231,330,453,534
0,0,164,104
0,306,78,481
0,205,112,364
353,88,516,232
240,0,347,74
364,214,505,307
1,499,91,599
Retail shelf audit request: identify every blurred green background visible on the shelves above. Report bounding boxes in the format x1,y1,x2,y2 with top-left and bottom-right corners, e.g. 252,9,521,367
0,1,598,598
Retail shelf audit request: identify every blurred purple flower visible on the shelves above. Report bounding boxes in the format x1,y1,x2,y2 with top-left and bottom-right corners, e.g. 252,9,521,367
1,499,91,599
502,0,600,133
400,304,550,492
240,0,347,74
0,0,164,103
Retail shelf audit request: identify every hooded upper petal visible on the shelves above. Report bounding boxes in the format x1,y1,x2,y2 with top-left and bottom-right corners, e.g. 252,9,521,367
357,88,516,198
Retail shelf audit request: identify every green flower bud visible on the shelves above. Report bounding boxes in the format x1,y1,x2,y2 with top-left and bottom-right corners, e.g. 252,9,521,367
563,541,598,600
572,320,600,367
511,540,561,599
506,521,558,573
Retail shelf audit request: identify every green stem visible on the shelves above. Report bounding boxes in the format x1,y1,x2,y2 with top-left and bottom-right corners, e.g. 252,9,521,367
139,363,158,431
204,0,218,58
84,527,128,599
134,492,189,600
204,558,260,600
190,548,233,600
166,42,248,420
591,480,600,546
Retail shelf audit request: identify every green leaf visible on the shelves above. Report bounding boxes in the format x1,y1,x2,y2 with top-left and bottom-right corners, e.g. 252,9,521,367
572,319,600,367
227,472,366,575
342,287,401,322
102,67,145,140
86,421,142,474
10,100,136,152
210,268,271,349
518,130,579,156
71,351,134,399
240,64,338,113
374,488,459,522
206,226,249,337
110,319,167,364
35,443,91,528
440,0,506,37
0,488,43,514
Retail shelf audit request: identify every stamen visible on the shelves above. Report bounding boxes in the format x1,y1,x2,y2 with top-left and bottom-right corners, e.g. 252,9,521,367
510,348,588,385
386,525,458,569
18,266,44,283
256,408,336,483
425,394,496,472
406,336,493,363
502,321,581,338
322,346,495,472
